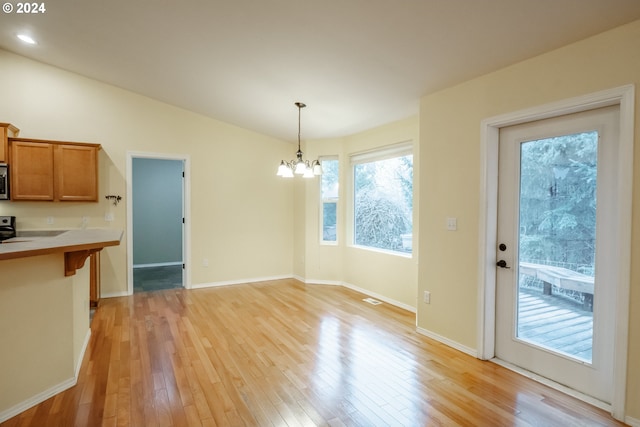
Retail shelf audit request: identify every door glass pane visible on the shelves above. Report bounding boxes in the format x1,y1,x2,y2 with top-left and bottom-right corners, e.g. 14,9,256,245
517,131,597,363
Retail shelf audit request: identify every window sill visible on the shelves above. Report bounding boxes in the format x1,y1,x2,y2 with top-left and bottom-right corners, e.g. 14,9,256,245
350,244,413,259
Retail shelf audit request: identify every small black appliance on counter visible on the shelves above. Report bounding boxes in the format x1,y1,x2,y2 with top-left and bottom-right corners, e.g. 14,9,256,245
0,216,16,241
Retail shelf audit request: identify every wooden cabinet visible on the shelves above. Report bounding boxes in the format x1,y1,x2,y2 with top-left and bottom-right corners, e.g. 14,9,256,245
0,123,19,163
9,140,54,200
54,143,99,201
89,251,101,308
9,138,100,201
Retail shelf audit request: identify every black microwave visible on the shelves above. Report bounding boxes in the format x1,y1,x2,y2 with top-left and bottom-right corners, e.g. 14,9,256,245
0,164,8,200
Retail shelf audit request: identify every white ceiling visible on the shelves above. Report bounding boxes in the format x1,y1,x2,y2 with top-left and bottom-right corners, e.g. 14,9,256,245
1,0,640,142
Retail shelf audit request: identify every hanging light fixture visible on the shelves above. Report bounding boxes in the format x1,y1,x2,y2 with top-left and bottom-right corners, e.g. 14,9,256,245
277,102,322,178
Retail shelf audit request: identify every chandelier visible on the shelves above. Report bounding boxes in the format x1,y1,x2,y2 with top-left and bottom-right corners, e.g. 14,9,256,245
277,102,322,178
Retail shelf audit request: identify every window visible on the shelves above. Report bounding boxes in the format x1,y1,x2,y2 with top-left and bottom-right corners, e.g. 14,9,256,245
352,143,413,254
320,157,339,243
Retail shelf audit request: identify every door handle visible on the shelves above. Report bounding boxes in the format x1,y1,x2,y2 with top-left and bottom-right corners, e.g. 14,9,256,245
496,260,510,269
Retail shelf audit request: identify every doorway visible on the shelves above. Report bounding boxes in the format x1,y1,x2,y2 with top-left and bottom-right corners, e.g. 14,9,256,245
478,86,633,420
126,152,191,294
495,106,618,403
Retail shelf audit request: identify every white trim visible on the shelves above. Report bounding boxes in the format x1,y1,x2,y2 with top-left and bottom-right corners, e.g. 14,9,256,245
126,151,192,295
0,329,92,424
626,416,640,427
350,140,413,164
303,278,341,286
490,358,611,412
75,329,91,379
191,275,292,289
192,274,418,314
0,378,77,423
302,278,417,313
477,85,634,421
416,327,478,358
299,279,417,314
339,280,416,313
133,262,183,269
350,243,413,259
101,291,129,299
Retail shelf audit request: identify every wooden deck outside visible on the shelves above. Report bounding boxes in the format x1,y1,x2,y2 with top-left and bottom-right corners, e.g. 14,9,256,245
517,287,594,361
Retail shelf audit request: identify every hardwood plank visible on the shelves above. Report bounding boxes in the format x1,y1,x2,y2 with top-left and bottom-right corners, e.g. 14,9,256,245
0,279,626,426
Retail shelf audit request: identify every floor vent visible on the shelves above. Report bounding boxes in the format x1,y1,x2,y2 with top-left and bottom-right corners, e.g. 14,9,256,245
362,297,382,305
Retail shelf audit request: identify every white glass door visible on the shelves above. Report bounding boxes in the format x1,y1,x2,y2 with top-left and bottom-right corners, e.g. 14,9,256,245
495,105,619,404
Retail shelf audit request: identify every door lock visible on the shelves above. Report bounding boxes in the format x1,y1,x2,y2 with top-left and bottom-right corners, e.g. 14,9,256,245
496,260,510,269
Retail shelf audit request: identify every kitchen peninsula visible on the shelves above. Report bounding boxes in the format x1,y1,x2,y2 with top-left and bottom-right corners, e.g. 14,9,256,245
0,228,122,422
0,228,122,274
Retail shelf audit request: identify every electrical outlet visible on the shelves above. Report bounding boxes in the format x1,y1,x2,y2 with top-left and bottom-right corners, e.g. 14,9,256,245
104,212,114,222
423,290,431,304
46,216,54,225
202,258,209,267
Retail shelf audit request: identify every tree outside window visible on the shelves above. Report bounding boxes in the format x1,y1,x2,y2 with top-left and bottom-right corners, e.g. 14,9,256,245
353,149,413,254
321,158,339,243
519,131,597,273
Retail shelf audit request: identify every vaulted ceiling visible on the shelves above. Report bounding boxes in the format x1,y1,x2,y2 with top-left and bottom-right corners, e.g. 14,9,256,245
1,0,640,141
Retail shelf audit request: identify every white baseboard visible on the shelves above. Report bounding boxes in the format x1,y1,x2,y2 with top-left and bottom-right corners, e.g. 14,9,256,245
490,358,611,413
76,329,91,379
302,278,341,286
626,416,640,427
192,274,418,314
101,290,130,299
191,274,293,289
133,262,182,268
0,329,92,424
303,278,417,313
340,281,417,313
416,326,478,358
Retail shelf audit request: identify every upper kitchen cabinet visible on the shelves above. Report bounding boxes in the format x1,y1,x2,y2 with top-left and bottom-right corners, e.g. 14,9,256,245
10,140,54,200
0,123,19,163
9,138,101,202
54,143,100,201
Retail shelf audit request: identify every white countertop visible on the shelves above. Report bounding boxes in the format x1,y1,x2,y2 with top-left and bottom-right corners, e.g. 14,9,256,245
0,228,123,261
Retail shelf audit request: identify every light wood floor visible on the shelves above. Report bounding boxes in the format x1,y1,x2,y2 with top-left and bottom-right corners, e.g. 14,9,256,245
1,279,626,426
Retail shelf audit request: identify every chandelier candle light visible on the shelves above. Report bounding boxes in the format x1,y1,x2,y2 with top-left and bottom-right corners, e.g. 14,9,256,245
277,102,322,178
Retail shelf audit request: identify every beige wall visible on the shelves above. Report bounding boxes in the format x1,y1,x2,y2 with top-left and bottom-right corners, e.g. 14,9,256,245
0,254,88,416
0,49,295,293
303,116,419,309
418,20,640,417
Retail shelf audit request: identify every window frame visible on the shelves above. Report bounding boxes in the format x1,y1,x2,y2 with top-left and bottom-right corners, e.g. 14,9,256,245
349,141,413,257
319,155,339,245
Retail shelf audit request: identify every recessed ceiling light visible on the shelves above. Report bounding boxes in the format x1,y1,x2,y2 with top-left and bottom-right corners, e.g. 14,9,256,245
17,34,37,45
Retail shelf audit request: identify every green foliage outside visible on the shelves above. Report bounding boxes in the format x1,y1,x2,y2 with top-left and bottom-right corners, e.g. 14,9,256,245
321,159,339,241
519,131,597,274
354,155,413,253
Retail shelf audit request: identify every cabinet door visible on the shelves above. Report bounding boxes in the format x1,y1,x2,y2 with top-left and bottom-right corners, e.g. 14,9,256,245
0,127,8,163
0,124,19,163
55,144,98,201
10,141,55,200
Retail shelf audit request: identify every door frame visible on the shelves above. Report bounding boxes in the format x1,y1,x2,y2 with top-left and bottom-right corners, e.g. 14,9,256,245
477,85,634,420
126,151,192,294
